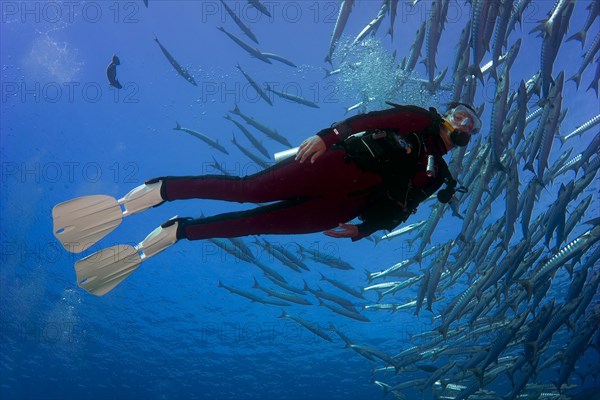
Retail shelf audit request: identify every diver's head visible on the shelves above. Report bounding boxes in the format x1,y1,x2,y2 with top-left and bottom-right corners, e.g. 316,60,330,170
442,103,481,147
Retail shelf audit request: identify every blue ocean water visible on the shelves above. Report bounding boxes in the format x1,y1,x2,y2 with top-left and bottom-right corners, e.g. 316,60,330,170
1,1,599,399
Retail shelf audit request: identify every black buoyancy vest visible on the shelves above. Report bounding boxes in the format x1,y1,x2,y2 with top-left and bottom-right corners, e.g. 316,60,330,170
339,105,443,178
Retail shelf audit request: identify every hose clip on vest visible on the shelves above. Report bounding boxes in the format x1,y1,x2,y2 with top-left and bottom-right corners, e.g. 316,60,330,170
395,136,412,152
426,155,436,177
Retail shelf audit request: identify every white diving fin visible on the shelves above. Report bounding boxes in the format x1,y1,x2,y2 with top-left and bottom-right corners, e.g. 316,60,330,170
52,195,123,254
52,182,164,253
74,218,179,296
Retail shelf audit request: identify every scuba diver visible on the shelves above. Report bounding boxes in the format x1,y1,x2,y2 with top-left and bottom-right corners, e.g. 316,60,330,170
52,102,481,295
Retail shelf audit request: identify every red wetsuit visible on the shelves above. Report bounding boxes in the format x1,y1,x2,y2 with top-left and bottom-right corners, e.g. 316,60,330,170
152,105,453,241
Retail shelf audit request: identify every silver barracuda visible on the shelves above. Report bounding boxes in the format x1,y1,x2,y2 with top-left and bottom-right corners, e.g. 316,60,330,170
489,0,514,81
173,122,229,155
262,52,297,68
278,311,333,342
217,26,271,64
568,31,600,89
558,113,600,144
236,64,272,106
267,85,320,109
319,272,363,299
317,299,370,322
325,0,354,64
218,280,290,306
231,135,271,169
304,282,357,311
350,2,388,47
247,0,271,17
537,71,565,181
224,114,270,158
403,21,427,75
230,104,293,147
252,278,312,305
221,0,259,44
154,36,197,86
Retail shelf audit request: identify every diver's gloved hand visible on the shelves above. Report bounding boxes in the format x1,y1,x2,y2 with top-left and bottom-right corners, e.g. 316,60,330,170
323,223,359,239
437,185,467,203
437,188,455,203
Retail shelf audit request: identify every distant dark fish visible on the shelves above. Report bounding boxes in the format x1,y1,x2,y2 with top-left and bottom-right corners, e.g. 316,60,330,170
154,36,197,86
106,55,122,89
247,0,271,17
143,0,148,8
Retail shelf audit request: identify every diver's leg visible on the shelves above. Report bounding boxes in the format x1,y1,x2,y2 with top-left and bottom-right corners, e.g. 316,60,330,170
152,149,381,204
175,195,371,240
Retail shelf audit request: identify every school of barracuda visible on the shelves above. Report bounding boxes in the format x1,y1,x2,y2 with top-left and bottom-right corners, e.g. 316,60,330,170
165,0,599,399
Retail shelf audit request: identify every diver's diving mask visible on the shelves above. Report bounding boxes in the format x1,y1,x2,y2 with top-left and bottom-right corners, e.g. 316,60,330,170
448,105,482,134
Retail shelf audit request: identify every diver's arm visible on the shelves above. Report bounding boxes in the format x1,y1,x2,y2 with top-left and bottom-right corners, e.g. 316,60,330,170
317,107,435,148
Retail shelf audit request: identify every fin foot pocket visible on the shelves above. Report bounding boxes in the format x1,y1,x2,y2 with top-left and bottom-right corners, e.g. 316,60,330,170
119,181,164,216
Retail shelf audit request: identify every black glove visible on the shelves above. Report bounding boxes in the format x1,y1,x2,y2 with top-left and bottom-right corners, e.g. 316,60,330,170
437,185,467,203
437,188,455,203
